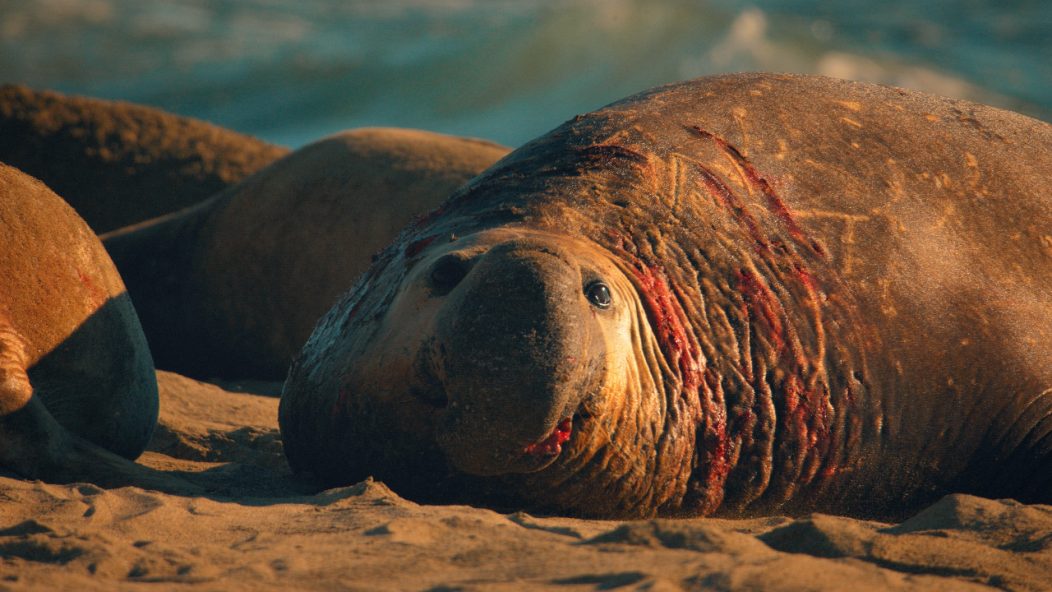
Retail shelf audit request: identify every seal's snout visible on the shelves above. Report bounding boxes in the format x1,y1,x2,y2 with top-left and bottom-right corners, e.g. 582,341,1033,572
432,239,601,475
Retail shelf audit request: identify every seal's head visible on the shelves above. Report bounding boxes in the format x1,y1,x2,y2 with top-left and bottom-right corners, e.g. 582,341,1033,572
280,226,681,515
405,229,627,476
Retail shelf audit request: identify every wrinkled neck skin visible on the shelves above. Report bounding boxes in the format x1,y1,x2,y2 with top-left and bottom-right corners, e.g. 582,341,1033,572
282,113,879,518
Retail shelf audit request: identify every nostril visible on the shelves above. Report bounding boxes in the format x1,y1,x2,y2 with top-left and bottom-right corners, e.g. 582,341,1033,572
429,254,469,295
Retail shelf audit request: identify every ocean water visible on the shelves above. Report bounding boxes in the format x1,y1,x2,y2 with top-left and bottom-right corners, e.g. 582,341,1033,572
2,0,1050,148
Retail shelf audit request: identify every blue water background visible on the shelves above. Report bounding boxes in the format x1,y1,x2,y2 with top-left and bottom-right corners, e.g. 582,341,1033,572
2,0,1049,148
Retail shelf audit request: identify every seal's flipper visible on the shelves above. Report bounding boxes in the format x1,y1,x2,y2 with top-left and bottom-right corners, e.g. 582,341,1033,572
0,311,33,417
0,316,201,495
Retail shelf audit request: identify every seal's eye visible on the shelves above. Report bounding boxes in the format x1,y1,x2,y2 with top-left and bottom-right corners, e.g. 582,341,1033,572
429,254,469,295
585,280,612,309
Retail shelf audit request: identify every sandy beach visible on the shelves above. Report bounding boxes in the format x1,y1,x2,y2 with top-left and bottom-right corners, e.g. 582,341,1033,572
1,371,1048,591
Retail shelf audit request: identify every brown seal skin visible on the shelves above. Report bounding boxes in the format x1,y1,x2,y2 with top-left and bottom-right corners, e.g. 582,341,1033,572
279,73,1052,520
0,163,185,490
0,85,288,233
103,128,509,380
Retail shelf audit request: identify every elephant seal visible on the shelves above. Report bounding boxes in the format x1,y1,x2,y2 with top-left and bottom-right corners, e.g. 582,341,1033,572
0,163,176,489
0,85,287,233
279,73,1052,519
104,128,509,380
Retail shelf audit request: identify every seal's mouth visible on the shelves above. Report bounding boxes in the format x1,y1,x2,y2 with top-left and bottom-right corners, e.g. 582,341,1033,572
520,396,596,460
522,417,573,456
414,379,598,474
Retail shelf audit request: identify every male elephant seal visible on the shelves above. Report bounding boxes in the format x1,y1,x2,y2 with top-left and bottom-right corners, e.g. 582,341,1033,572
104,128,508,380
0,163,178,489
280,73,1052,519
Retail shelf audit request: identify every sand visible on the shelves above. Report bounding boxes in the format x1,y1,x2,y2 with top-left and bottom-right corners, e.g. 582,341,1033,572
1,371,1049,591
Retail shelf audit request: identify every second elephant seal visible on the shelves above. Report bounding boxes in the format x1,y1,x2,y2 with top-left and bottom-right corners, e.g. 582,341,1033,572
105,128,509,379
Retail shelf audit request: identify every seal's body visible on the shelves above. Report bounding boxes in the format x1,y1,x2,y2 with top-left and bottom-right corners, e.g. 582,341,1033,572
280,74,1052,519
0,85,287,233
0,163,165,487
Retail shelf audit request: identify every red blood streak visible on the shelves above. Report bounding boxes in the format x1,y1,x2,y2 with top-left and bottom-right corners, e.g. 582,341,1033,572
697,368,731,508
346,298,364,324
607,246,732,506
523,418,573,456
793,263,819,292
693,162,770,254
76,269,107,307
410,204,447,230
629,264,702,392
690,126,825,257
404,234,438,258
736,269,786,353
736,269,834,485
